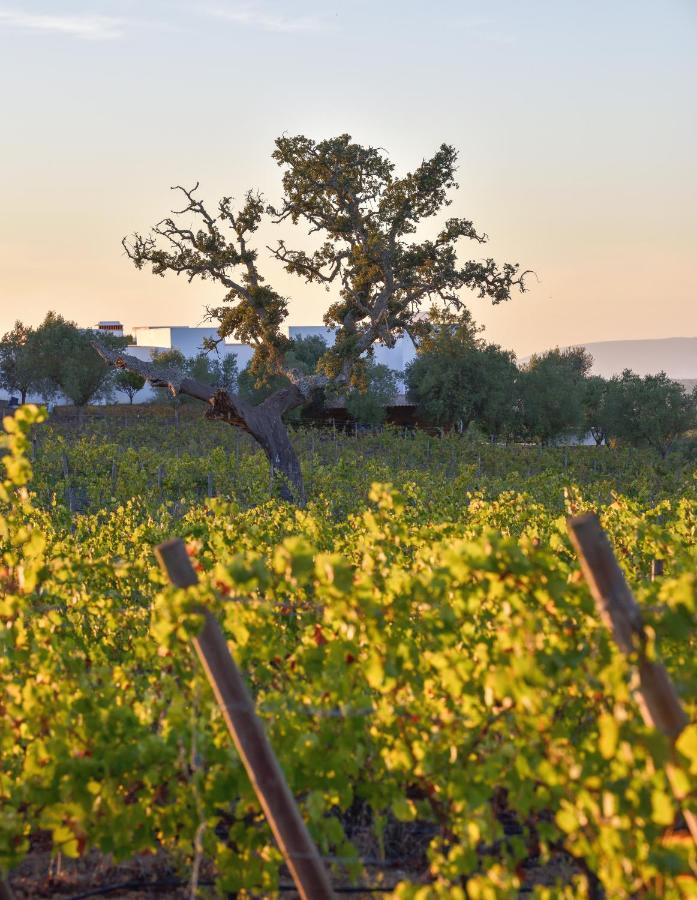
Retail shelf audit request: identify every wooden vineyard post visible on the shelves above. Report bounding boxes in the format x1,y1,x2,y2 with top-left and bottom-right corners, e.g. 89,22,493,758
61,451,74,514
567,512,697,846
155,538,335,900
651,558,664,581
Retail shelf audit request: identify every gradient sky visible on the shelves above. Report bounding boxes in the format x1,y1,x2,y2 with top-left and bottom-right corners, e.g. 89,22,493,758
1,0,695,357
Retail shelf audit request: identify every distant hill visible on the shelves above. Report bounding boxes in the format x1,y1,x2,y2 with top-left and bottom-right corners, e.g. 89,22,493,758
523,337,697,379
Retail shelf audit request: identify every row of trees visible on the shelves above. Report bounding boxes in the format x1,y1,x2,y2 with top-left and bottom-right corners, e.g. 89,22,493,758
0,315,239,407
143,312,695,459
403,309,696,456
0,315,123,407
0,314,388,415
3,310,694,456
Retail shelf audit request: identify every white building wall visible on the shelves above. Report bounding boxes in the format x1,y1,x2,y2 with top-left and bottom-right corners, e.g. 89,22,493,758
223,343,252,370
372,335,416,373
120,327,258,404
131,326,174,349
168,327,219,357
289,325,336,345
288,324,416,378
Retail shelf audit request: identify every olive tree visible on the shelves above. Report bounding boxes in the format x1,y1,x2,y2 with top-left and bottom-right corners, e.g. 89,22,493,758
31,312,121,410
517,347,593,445
345,363,398,427
115,370,146,404
582,375,611,445
0,322,38,404
405,307,517,437
604,370,696,457
95,134,527,502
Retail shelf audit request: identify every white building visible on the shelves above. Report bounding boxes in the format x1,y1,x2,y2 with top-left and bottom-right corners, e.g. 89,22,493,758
97,321,125,337
0,320,416,404
129,325,254,369
288,325,416,375
119,323,416,403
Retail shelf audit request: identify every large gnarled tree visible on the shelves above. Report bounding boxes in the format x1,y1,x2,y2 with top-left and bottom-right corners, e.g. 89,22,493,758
95,134,528,502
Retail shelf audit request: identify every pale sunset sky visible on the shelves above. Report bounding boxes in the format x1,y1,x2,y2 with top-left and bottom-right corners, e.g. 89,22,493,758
1,0,695,357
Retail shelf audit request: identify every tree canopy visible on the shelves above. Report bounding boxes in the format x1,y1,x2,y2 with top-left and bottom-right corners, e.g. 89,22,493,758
518,347,593,445
102,133,529,502
2,314,123,408
0,322,37,403
603,371,696,457
122,134,527,391
344,363,398,427
405,309,517,436
115,370,146,404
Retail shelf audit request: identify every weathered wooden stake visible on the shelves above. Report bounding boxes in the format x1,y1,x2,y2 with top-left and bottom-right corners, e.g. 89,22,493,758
567,512,697,846
155,538,335,900
651,559,664,581
61,452,74,513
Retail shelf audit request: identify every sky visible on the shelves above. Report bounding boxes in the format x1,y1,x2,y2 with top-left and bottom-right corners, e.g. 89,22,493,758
0,0,696,358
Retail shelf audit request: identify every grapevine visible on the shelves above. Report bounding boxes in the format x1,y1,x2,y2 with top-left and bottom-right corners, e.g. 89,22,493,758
1,407,696,897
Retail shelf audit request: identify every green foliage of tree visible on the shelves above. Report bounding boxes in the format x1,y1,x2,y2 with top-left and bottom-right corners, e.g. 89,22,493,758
582,375,611,445
604,370,696,457
284,335,328,375
28,313,123,408
344,363,398,426
406,310,518,437
115,370,146,404
238,337,327,411
409,305,483,355
114,134,527,501
518,347,593,445
212,353,239,394
186,352,215,386
0,321,38,403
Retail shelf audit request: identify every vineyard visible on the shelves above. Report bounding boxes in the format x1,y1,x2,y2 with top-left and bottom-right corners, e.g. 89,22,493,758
1,407,696,898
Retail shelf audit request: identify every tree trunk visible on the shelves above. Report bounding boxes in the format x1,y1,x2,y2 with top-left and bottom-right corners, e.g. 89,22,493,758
591,428,605,446
251,408,304,503
20,388,27,404
208,385,306,504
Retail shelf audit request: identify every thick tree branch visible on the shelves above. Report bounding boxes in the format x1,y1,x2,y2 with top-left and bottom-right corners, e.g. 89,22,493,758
92,342,251,428
91,341,319,433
